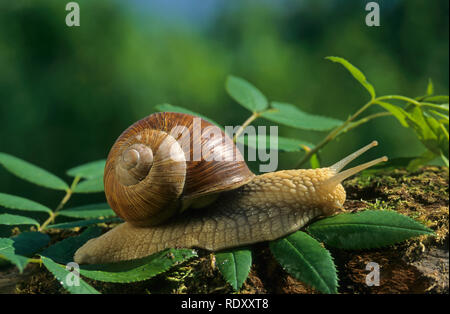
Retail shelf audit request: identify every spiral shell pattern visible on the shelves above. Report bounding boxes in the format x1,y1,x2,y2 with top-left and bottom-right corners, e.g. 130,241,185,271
104,112,254,226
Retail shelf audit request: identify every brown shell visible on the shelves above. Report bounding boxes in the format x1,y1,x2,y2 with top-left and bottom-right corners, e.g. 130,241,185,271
104,112,255,226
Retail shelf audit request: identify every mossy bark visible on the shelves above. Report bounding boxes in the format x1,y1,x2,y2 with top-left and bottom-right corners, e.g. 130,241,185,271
1,166,448,294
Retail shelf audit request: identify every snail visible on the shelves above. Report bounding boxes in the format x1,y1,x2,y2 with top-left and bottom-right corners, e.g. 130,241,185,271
74,112,387,264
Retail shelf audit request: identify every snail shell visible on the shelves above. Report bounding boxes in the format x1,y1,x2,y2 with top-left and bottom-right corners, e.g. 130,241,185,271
104,112,254,226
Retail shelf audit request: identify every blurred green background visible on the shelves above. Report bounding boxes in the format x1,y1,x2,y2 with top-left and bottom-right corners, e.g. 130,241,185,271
0,0,448,209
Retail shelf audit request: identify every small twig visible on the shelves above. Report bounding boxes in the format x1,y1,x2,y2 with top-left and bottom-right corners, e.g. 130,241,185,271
341,112,392,134
233,112,260,142
27,258,43,265
377,95,423,107
38,176,81,231
295,99,375,168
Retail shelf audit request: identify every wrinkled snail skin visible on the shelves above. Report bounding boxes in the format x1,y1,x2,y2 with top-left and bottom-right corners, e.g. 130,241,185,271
74,168,345,264
73,112,387,265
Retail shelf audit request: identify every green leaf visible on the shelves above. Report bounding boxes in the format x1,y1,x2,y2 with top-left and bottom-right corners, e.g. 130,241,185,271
307,210,434,250
375,101,409,127
67,160,106,179
0,193,52,214
309,153,321,169
215,248,252,291
79,248,197,283
270,231,337,294
0,238,14,255
422,95,449,104
41,227,103,264
154,104,222,127
407,150,438,171
326,56,376,99
261,102,342,131
73,176,104,194
0,232,50,272
46,217,122,230
58,203,115,219
0,153,69,191
226,76,268,112
236,135,313,152
0,214,39,227
427,110,449,123
405,106,443,156
11,232,50,257
426,78,434,96
41,256,100,294
0,238,30,272
440,151,449,167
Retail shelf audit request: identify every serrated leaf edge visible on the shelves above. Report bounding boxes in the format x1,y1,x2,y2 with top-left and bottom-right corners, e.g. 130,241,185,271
283,237,337,294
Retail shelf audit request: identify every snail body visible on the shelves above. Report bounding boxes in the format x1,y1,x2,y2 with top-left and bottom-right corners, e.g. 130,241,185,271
74,112,387,264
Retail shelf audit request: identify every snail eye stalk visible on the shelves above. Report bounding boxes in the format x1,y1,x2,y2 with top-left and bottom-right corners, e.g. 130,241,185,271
324,141,388,188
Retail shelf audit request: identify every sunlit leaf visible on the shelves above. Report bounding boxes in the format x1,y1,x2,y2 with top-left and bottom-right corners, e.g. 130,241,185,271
326,56,376,99
375,101,409,127
426,78,434,96
440,152,449,167
422,95,449,104
405,106,441,154
226,76,268,112
427,110,449,124
310,153,321,169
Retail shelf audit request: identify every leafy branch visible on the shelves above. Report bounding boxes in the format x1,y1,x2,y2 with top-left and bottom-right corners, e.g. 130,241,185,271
219,57,449,169
38,176,81,231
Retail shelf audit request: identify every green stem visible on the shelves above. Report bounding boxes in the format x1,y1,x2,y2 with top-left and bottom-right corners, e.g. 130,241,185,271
27,258,43,264
233,112,261,142
440,124,449,141
420,102,449,111
38,176,81,231
376,95,422,106
38,211,56,232
295,99,375,167
378,96,449,112
342,112,392,134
